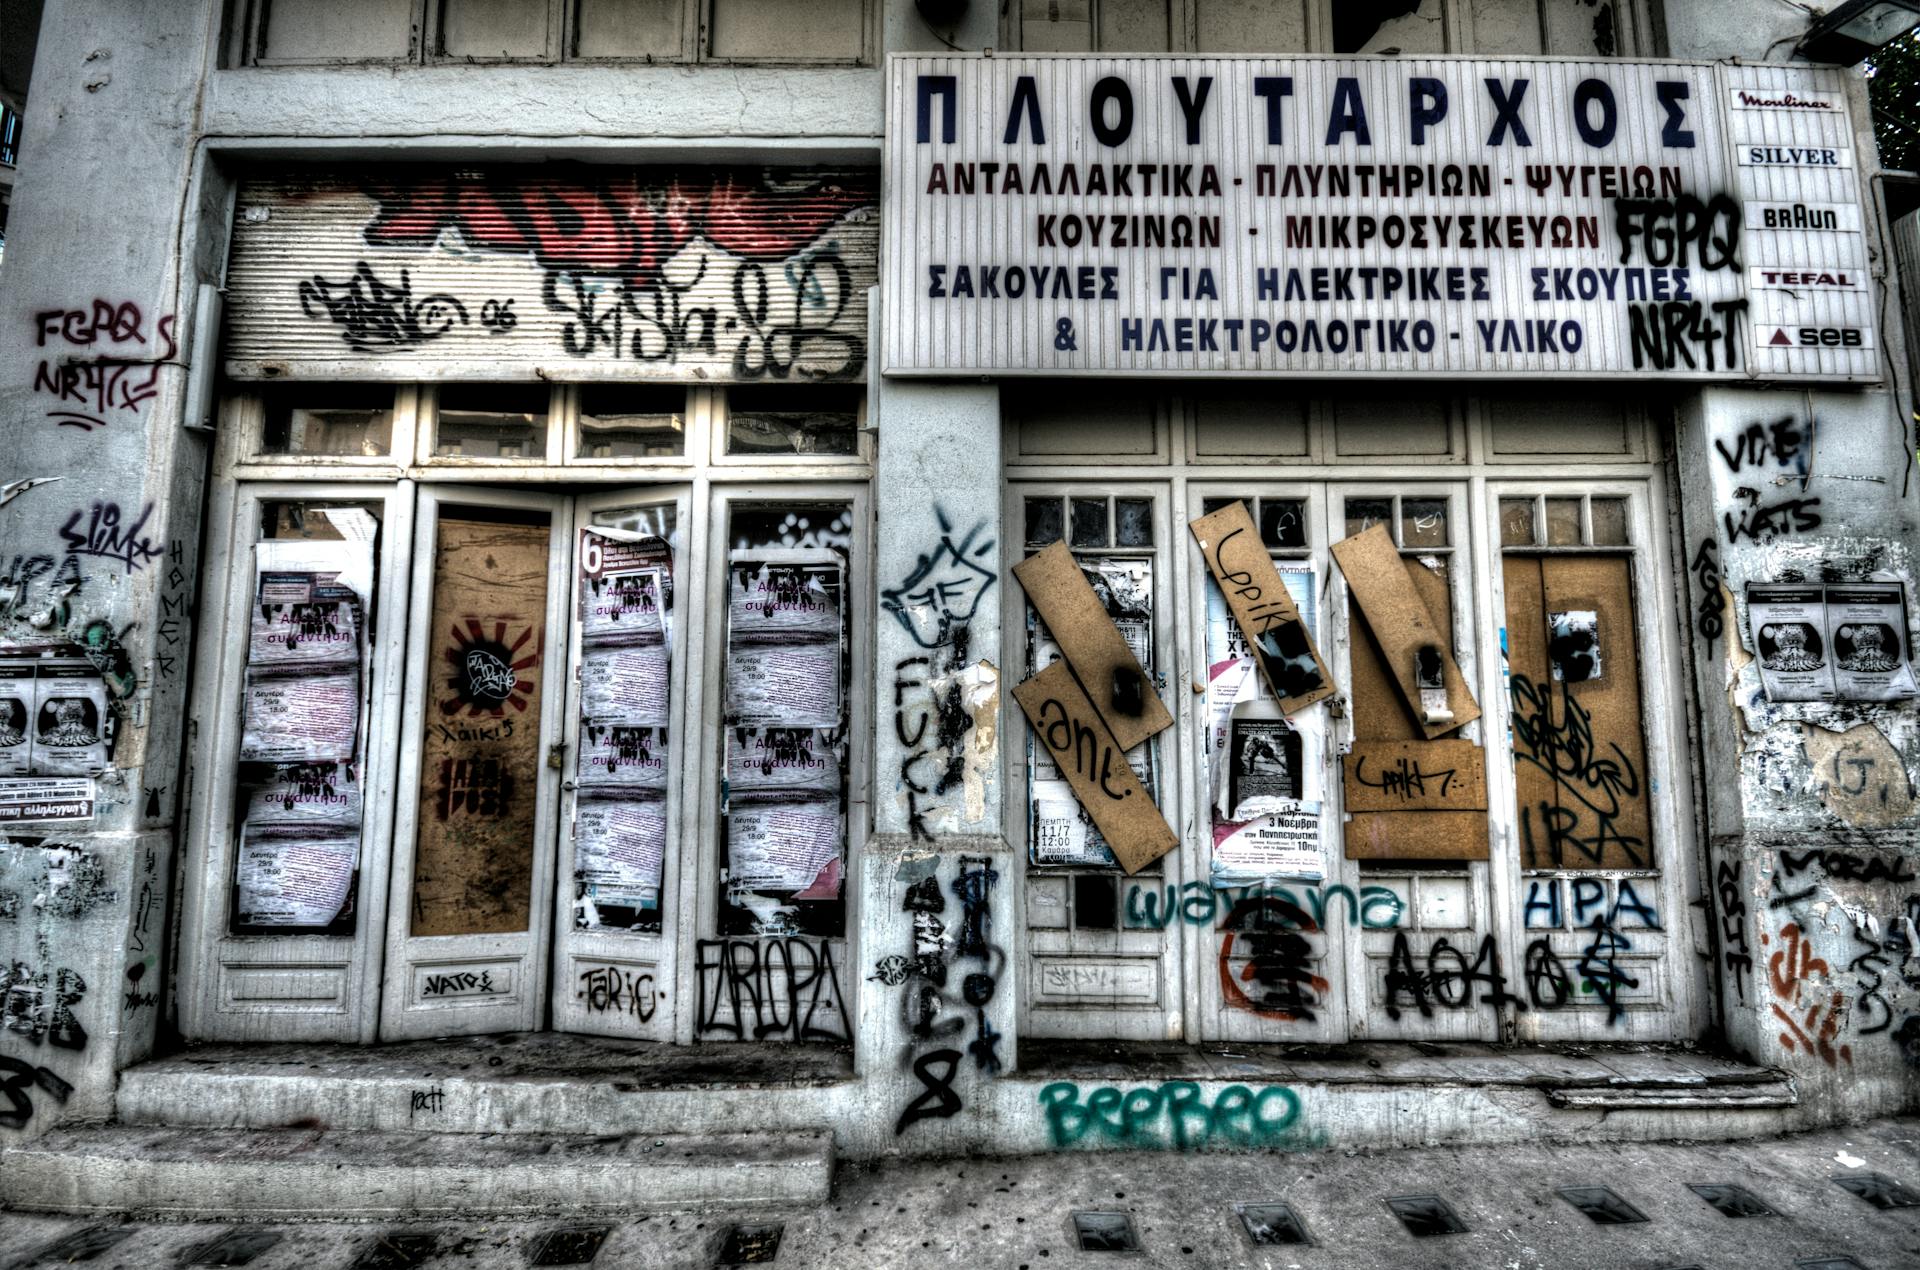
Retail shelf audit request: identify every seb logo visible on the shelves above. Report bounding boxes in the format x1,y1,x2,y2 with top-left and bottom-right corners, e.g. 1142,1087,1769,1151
1758,325,1872,349
1748,267,1865,292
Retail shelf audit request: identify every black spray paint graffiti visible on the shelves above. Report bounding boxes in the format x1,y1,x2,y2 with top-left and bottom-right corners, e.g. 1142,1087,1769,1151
883,856,1004,1135
693,938,846,1042
1611,193,1745,372
298,262,475,351
0,963,88,1050
0,1056,72,1130
422,970,499,997
30,299,176,432
882,510,996,841
1510,673,1648,869
1716,415,1805,474
577,965,656,1021
156,537,191,682
410,1088,445,1115
1716,856,1753,1004
1690,539,1725,649
1723,486,1821,545
58,501,162,574
1382,922,1636,1024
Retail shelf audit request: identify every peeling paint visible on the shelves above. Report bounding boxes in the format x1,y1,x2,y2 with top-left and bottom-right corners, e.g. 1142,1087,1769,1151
1801,723,1915,828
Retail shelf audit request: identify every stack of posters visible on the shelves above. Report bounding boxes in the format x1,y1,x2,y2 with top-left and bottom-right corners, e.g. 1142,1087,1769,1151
574,528,674,926
0,653,111,823
1204,563,1326,886
234,528,374,928
723,553,847,907
1749,581,1919,703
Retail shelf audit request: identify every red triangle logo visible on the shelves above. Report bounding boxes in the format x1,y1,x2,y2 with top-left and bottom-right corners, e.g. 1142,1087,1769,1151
1768,327,1793,346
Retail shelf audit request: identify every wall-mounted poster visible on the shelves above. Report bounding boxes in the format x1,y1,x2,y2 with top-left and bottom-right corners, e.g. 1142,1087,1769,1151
1826,583,1919,702
724,556,845,729
236,829,358,927
1749,583,1834,702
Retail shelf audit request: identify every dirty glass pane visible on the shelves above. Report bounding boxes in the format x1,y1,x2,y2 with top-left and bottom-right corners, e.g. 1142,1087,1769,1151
259,384,394,457
725,386,859,456
576,0,686,58
1114,498,1154,547
439,0,551,59
1590,497,1629,546
1499,498,1536,546
1025,497,1065,547
1201,496,1236,516
719,501,853,939
578,385,684,458
229,501,385,936
1400,499,1449,548
257,0,414,62
709,0,864,59
1344,497,1393,540
435,384,550,459
1070,497,1108,548
1260,499,1306,549
1545,497,1583,546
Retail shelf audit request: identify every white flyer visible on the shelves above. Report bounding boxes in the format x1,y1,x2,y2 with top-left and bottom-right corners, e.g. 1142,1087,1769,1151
244,762,362,828
1748,583,1836,702
577,723,670,791
249,572,361,669
581,564,667,644
0,658,32,777
574,795,666,907
1209,817,1325,887
727,727,841,793
255,537,373,618
1826,583,1919,702
726,795,843,893
728,560,842,637
725,639,842,728
235,830,358,927
580,642,670,727
0,777,95,823
240,668,360,762
30,659,109,775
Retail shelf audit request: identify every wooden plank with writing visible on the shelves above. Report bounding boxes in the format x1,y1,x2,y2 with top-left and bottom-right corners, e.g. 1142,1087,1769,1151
1012,662,1177,875
1344,810,1490,861
1342,740,1487,813
1329,524,1480,739
1012,541,1172,752
1189,501,1336,714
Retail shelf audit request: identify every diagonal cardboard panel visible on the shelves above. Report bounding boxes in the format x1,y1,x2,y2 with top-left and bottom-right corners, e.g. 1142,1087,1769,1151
1012,661,1177,875
1189,501,1336,715
1330,524,1479,739
1012,541,1172,751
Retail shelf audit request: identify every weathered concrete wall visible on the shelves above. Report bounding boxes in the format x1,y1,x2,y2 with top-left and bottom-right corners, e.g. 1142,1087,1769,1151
0,0,214,1137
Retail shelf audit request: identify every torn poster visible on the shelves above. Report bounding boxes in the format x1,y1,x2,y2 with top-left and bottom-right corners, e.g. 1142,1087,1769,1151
727,726,843,794
235,830,357,927
1548,609,1602,683
581,642,670,727
1028,748,1155,868
577,723,670,791
1226,719,1304,816
0,777,95,823
240,668,360,762
574,794,666,908
726,638,842,728
726,794,843,895
1749,583,1835,702
1826,583,1919,702
725,553,845,729
250,571,361,669
244,762,362,829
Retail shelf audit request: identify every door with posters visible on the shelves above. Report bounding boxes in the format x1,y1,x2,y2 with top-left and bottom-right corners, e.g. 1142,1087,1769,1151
550,489,691,1041
1008,485,1183,1042
380,488,571,1040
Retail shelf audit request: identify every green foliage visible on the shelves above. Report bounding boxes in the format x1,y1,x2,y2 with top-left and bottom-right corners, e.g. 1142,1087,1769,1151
1867,27,1920,172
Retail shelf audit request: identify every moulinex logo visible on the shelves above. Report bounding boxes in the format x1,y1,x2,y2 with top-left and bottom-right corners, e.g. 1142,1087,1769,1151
1732,88,1840,112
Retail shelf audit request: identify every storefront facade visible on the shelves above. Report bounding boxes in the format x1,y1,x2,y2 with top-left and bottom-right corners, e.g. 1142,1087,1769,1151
0,0,1916,1189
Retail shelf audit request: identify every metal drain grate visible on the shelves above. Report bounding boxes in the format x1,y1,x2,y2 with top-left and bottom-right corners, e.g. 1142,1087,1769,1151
1235,1202,1313,1247
1687,1182,1775,1218
1557,1186,1649,1225
184,1227,284,1267
1385,1195,1469,1237
32,1226,137,1264
716,1223,784,1266
529,1226,612,1266
1833,1171,1920,1210
1072,1211,1142,1252
351,1232,439,1270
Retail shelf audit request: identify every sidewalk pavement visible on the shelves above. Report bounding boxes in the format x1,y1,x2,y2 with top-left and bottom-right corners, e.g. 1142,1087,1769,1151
4,1117,1919,1269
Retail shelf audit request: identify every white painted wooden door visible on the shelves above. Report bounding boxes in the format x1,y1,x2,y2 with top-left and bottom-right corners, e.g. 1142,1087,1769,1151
548,488,692,1041
380,487,570,1039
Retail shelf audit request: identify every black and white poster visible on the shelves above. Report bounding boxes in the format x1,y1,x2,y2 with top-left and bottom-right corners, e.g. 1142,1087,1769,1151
1749,584,1834,702
1825,583,1919,702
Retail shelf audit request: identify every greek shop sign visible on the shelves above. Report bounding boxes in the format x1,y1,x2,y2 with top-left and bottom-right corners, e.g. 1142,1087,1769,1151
882,56,1877,382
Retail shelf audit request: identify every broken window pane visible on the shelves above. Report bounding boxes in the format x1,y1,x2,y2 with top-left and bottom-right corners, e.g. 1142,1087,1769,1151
259,383,394,457
1499,497,1536,546
1071,497,1109,548
1114,498,1154,547
1260,499,1306,549
578,385,684,458
436,384,550,459
1025,497,1065,547
1344,498,1393,541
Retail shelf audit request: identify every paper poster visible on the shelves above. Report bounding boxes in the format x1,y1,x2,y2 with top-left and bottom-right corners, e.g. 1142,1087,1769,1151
728,561,842,636
1205,563,1319,697
255,537,373,620
0,658,33,777
577,723,670,791
581,642,670,727
249,572,361,669
1029,741,1155,868
235,831,358,927
0,777,95,823
240,668,360,762
244,762,362,828
30,659,109,776
728,727,842,793
574,795,666,907
726,795,843,894
582,565,667,644
1826,583,1919,702
1548,609,1602,683
1210,817,1324,888
1225,718,1304,820
1748,584,1834,702
726,640,843,728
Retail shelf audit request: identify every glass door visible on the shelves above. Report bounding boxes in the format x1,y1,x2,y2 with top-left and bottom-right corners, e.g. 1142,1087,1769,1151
548,488,693,1040
380,487,571,1040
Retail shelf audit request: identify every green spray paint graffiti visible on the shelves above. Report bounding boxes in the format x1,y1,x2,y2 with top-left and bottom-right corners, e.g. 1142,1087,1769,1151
1039,1081,1314,1150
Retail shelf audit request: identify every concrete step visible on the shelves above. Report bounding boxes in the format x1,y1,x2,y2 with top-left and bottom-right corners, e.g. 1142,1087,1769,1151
0,1124,833,1219
1545,1079,1800,1110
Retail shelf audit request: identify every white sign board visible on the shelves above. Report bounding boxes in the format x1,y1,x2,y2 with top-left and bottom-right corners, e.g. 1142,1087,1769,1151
884,57,1877,382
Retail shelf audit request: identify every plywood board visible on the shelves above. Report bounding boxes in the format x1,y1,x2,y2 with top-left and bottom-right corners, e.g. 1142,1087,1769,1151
1344,810,1490,861
1330,525,1480,738
1503,554,1653,870
410,515,549,936
1013,541,1172,751
1013,661,1176,875
1343,740,1487,813
1189,501,1336,714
